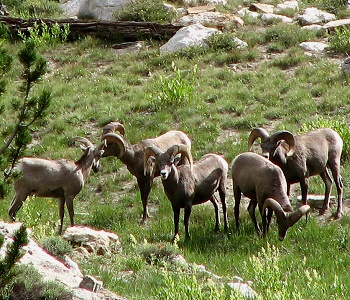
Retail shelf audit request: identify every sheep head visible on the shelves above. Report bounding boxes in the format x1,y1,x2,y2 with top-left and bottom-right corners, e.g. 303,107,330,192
69,137,105,172
101,132,126,158
144,144,193,180
248,128,295,160
102,121,125,137
263,198,310,241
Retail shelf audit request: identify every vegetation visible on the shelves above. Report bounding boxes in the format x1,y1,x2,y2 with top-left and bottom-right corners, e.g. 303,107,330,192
1,0,350,299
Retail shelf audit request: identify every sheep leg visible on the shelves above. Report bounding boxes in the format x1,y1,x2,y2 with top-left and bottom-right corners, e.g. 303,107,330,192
64,195,75,233
210,196,220,233
261,207,273,237
233,186,242,232
218,186,229,232
137,178,152,224
328,164,343,219
183,204,192,241
319,169,332,216
57,197,65,234
172,205,181,242
299,178,309,205
248,200,261,236
8,191,28,220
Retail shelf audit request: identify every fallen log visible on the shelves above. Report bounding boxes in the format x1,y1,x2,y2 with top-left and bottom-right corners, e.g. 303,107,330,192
0,16,183,41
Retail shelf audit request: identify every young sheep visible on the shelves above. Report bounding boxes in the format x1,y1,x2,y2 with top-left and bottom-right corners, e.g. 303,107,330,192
248,127,343,219
144,144,229,241
8,137,105,234
232,152,310,241
101,122,192,223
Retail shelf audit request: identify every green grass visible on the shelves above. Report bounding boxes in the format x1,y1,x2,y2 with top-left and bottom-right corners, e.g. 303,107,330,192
2,1,350,299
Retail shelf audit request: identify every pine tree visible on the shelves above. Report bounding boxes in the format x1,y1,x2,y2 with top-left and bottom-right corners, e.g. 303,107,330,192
0,40,51,197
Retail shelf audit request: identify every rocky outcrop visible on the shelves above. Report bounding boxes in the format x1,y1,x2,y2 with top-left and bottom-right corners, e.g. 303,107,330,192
0,222,126,300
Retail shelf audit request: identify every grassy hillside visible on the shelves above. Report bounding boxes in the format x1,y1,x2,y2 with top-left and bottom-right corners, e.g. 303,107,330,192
2,0,350,299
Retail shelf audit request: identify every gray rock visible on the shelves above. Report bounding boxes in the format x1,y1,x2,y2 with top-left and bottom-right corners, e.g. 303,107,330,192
341,57,350,75
299,41,328,53
160,23,220,53
296,7,336,25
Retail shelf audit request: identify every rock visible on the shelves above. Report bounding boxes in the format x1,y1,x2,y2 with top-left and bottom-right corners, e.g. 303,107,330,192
341,57,350,75
237,8,260,19
187,5,216,14
62,226,122,255
227,281,257,299
60,0,133,20
203,0,228,5
160,23,220,53
79,275,103,292
273,0,299,14
261,13,294,23
296,7,336,25
299,41,328,53
178,11,243,29
0,222,125,300
250,3,274,14
301,24,324,32
323,19,350,31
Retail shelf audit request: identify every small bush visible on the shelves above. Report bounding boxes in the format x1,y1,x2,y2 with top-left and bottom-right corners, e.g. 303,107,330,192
303,0,347,14
139,242,180,266
206,33,239,52
149,62,197,110
114,0,177,23
263,23,316,49
40,236,72,261
4,0,62,18
327,26,350,54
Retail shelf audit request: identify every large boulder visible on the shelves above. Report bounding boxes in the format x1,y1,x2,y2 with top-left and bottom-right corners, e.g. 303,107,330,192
60,0,132,20
160,23,220,53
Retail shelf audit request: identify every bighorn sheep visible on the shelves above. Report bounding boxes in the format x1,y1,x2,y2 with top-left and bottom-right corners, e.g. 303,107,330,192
144,144,229,241
248,127,343,219
101,122,191,223
232,152,310,240
8,137,105,234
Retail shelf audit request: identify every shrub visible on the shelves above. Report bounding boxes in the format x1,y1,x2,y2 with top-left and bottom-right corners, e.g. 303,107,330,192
327,26,350,54
263,23,316,49
139,242,180,266
114,0,177,23
149,62,197,110
40,236,72,261
3,0,62,18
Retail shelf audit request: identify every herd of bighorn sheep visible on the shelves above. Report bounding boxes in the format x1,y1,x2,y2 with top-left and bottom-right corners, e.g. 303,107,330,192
8,121,344,241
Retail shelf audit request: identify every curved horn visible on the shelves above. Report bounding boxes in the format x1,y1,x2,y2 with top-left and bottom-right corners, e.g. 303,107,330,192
144,146,162,175
167,144,193,170
102,122,125,138
263,198,287,223
270,130,295,157
286,205,310,227
69,137,94,148
248,128,270,151
102,133,126,158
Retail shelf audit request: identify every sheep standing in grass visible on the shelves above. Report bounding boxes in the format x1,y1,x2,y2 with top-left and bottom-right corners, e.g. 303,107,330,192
8,137,105,234
144,144,228,241
101,121,192,223
232,152,310,240
248,127,343,219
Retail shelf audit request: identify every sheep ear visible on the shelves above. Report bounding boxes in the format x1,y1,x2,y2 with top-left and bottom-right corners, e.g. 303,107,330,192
144,156,156,176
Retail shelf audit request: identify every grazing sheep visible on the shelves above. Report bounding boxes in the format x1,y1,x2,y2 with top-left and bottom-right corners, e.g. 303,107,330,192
248,127,343,219
144,144,229,241
232,152,310,240
8,137,105,234
101,122,191,223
